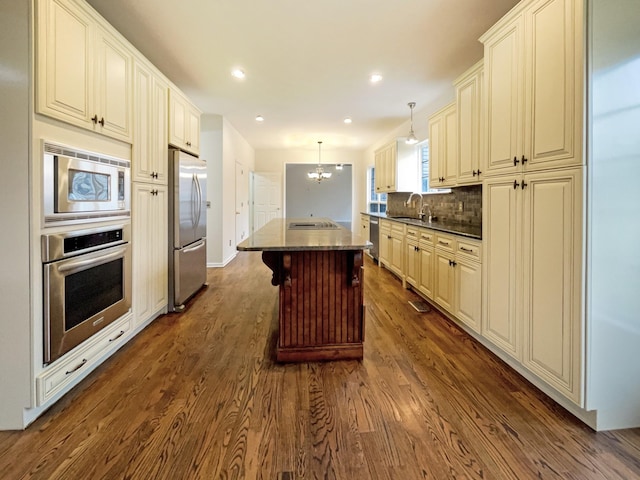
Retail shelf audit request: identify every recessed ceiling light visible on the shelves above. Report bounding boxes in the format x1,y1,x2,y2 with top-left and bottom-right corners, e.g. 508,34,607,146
256,115,264,122
343,117,352,124
231,69,245,79
370,74,383,83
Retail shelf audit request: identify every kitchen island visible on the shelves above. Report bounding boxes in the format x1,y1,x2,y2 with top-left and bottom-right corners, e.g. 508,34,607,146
237,218,371,362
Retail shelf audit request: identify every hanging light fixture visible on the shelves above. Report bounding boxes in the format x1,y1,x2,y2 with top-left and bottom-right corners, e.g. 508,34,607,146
307,141,332,182
406,101,418,145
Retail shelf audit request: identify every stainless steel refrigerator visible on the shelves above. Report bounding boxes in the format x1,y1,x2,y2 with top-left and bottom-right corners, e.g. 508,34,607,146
168,148,207,311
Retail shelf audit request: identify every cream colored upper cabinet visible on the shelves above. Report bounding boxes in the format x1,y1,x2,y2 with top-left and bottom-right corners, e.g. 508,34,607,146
36,0,133,143
133,59,168,184
169,88,201,156
374,140,418,193
481,0,583,176
455,60,484,185
428,102,457,188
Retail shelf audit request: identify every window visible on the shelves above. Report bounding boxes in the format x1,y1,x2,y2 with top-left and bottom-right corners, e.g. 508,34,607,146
419,140,449,194
367,167,387,213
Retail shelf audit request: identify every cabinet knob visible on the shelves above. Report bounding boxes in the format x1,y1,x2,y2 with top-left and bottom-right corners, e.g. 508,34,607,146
521,181,528,190
186,141,192,147
98,117,105,126
514,156,520,166
472,170,477,176
91,115,98,124
477,169,482,176
521,155,528,165
513,180,520,189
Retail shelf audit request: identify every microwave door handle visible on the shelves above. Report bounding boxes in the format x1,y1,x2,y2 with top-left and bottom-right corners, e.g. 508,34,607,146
56,246,127,274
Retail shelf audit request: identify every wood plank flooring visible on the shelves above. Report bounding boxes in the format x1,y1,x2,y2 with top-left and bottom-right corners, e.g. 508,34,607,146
0,251,639,479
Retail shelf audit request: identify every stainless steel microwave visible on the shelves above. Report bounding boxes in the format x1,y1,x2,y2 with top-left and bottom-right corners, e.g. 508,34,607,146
43,142,131,224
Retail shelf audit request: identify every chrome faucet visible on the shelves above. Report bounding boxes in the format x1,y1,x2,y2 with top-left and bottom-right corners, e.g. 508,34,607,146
405,192,423,207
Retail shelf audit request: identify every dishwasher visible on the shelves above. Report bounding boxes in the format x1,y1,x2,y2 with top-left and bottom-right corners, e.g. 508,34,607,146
369,216,379,261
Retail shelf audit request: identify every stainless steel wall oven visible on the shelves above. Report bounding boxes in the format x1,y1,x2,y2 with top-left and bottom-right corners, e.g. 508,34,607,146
42,224,131,364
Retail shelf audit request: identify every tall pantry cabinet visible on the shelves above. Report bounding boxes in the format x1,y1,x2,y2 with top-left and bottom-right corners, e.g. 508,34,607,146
480,0,584,405
131,57,169,326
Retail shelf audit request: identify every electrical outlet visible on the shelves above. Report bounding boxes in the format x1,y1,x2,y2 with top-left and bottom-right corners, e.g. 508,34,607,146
458,201,464,212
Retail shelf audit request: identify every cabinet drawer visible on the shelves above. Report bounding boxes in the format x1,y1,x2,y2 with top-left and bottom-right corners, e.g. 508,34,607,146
435,233,456,252
406,226,420,241
419,229,434,245
380,219,391,232
457,239,482,262
391,222,405,235
36,314,132,405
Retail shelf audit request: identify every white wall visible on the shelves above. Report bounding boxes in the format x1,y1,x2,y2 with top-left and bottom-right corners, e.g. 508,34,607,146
255,148,365,228
587,0,640,430
202,115,255,266
0,0,32,430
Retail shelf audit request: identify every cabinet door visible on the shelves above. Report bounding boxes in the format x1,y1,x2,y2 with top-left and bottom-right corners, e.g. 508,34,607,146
418,246,434,300
390,233,404,277
484,14,524,176
456,63,482,184
523,0,582,171
434,251,455,313
428,114,443,189
36,0,94,128
379,225,390,266
132,184,168,324
483,176,521,358
133,62,154,183
405,240,419,287
521,168,582,404
95,26,132,142
442,104,458,187
186,105,201,155
169,90,188,148
133,63,168,184
455,259,482,333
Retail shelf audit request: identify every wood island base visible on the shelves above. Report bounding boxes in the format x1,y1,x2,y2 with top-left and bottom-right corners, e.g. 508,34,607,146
262,250,365,362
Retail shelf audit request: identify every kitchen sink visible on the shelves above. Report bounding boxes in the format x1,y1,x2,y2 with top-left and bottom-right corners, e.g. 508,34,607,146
288,221,339,230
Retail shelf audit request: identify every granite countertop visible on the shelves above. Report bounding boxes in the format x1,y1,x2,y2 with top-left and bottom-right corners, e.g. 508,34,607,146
363,212,482,240
237,218,372,251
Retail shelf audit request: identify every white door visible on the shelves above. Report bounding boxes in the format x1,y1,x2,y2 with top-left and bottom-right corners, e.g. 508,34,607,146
252,172,282,232
235,162,249,245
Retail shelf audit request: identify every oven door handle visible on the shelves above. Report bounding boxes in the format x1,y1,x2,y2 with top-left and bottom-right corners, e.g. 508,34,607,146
57,246,127,274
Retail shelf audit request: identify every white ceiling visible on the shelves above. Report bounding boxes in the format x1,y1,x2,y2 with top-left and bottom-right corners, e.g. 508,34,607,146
86,0,520,151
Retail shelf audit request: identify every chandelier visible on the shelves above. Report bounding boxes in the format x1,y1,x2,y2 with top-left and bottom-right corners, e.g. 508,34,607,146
308,141,332,182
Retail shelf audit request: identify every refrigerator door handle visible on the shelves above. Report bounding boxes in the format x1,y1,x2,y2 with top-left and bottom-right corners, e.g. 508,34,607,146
182,238,206,253
191,174,199,228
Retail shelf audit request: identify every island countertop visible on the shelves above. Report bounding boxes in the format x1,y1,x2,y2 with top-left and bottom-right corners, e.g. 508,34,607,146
237,218,372,252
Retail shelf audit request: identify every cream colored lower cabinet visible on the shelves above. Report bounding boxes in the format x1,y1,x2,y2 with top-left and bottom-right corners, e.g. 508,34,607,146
132,183,168,326
389,223,405,277
434,248,456,313
379,220,391,268
454,239,482,333
36,313,132,405
483,167,583,404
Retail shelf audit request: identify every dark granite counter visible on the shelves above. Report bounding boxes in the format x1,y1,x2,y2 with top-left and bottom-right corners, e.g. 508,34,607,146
363,212,481,240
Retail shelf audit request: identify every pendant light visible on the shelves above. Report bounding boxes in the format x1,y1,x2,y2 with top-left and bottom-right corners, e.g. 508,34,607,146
406,102,418,145
307,141,332,182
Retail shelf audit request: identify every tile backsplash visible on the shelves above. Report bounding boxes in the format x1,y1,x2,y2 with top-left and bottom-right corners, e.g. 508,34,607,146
387,185,482,227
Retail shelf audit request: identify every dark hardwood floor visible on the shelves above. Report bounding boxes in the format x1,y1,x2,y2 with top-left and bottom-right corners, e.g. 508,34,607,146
1,251,639,479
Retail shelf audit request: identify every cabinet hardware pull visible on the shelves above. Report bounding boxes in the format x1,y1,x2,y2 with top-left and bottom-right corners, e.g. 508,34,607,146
460,246,472,252
452,261,457,267
472,170,477,176
187,141,192,147
98,117,105,126
91,115,98,124
514,156,519,166
109,330,125,342
521,181,528,190
513,180,520,189
438,240,448,245
522,155,528,164
477,169,482,176
66,358,87,375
